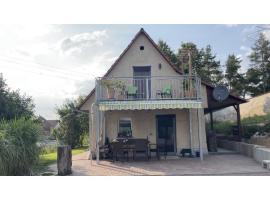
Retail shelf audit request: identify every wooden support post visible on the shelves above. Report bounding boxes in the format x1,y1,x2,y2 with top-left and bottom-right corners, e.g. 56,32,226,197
210,110,214,131
233,104,242,139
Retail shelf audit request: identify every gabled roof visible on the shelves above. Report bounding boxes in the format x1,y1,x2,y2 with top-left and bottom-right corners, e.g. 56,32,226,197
103,28,182,77
79,28,182,109
79,28,246,110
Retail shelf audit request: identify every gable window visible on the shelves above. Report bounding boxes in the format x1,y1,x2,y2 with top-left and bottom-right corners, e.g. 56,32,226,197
118,118,132,138
140,45,144,50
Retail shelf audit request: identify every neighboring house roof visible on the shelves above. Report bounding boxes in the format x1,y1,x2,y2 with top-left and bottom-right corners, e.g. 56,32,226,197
38,116,59,133
47,120,59,128
78,28,246,110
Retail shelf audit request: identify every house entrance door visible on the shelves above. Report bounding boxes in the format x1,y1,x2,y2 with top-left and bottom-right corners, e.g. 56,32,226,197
156,115,176,155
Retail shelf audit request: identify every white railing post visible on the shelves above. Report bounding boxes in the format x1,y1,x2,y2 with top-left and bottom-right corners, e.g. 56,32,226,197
146,77,149,100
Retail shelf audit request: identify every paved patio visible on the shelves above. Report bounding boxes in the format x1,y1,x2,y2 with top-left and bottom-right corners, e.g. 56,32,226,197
49,151,270,176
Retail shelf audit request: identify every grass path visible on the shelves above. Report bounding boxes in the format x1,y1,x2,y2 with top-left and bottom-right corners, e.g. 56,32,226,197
34,146,88,175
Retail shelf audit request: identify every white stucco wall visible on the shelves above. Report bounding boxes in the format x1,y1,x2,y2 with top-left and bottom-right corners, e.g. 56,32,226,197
104,109,208,154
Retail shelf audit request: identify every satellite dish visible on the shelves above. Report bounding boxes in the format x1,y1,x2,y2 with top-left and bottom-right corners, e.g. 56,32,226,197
213,85,229,102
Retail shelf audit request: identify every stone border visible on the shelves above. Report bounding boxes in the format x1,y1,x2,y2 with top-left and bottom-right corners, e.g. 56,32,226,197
217,139,270,163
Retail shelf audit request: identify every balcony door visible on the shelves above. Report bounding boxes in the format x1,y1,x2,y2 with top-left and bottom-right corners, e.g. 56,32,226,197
133,66,151,99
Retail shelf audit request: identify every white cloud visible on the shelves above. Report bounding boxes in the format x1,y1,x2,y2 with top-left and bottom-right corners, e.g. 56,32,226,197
263,30,270,40
236,54,242,59
0,26,114,118
74,79,95,96
238,45,253,72
240,45,252,56
0,26,118,119
60,30,108,55
224,24,238,28
34,95,66,119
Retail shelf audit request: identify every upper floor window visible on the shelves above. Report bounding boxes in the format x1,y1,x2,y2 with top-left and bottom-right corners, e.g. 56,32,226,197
140,45,144,50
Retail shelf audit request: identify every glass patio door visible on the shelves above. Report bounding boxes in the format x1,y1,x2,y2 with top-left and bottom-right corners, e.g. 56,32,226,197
156,115,176,154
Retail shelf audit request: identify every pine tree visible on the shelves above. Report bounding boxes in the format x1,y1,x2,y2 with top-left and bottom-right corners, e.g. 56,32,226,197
225,54,244,96
248,33,270,95
245,68,262,96
200,45,223,85
157,40,178,65
177,42,202,75
159,41,224,86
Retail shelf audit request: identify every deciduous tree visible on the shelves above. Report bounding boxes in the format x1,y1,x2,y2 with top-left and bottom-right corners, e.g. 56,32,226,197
0,78,34,120
55,97,88,148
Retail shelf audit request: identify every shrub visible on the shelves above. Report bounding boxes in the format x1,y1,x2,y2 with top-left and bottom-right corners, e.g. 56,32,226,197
0,118,41,175
56,98,89,148
210,121,234,135
80,132,89,147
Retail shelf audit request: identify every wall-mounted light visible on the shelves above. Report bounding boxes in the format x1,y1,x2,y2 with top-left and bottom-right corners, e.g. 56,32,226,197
158,63,162,70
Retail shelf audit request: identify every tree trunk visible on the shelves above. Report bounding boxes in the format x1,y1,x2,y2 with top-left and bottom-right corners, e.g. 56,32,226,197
57,145,72,176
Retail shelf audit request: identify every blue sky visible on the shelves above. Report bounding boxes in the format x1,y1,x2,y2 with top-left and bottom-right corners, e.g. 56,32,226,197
63,24,257,67
58,24,260,72
0,24,268,119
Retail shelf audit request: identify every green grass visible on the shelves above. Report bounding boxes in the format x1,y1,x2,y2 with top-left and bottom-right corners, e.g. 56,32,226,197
242,113,270,124
33,146,88,175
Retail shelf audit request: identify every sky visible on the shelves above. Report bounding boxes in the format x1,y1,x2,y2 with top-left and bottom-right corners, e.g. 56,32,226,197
0,24,269,119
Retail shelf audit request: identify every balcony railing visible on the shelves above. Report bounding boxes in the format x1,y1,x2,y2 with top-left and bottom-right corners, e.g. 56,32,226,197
95,75,201,102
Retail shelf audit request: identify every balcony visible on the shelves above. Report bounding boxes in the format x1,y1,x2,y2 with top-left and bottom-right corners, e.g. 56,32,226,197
95,75,201,101
95,76,202,111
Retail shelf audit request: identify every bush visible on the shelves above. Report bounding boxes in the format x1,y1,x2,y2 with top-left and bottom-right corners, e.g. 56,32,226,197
80,132,89,147
56,98,89,148
0,118,41,175
207,113,270,139
209,121,234,135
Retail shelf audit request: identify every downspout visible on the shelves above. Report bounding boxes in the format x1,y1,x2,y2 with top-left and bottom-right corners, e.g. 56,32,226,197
189,109,193,154
88,103,96,165
96,106,100,164
197,108,203,161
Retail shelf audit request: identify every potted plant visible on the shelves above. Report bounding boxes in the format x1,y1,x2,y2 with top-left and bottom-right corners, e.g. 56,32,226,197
100,79,116,99
100,79,126,99
115,80,126,100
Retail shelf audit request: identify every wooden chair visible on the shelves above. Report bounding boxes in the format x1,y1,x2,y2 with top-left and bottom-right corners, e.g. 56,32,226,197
133,139,149,160
149,143,160,160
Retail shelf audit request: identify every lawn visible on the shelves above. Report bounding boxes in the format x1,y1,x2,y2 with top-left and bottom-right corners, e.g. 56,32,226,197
34,146,88,175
